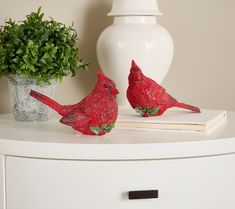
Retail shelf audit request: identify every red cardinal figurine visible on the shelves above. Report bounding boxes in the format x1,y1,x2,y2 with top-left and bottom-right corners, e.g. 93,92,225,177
127,60,201,117
30,71,119,135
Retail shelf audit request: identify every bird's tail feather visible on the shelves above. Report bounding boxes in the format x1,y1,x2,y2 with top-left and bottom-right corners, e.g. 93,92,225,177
175,102,201,113
30,90,64,116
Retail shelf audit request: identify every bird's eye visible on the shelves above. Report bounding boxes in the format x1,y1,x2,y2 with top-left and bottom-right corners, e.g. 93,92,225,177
104,84,108,88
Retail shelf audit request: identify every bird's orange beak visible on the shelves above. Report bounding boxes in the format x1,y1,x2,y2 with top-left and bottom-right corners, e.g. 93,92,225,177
111,88,119,95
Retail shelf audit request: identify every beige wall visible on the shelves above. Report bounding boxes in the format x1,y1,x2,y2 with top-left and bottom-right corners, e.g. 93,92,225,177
0,0,234,113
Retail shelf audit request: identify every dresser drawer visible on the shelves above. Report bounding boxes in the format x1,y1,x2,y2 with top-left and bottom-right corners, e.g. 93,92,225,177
6,154,235,209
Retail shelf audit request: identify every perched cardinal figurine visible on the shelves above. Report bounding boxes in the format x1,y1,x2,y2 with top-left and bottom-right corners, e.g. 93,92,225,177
30,71,119,135
127,60,201,117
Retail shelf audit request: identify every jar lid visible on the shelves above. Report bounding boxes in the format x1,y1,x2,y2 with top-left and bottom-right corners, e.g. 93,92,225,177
108,0,163,16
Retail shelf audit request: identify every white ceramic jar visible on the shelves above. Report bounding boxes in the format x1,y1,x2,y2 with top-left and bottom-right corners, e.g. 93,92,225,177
97,0,174,105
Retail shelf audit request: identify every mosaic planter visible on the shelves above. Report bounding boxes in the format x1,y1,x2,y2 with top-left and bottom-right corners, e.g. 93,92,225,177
7,75,56,121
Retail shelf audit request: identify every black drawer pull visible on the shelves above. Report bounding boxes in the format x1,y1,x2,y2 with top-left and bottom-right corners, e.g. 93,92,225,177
128,190,158,200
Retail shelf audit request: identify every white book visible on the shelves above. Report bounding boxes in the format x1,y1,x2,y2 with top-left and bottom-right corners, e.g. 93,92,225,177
116,107,227,132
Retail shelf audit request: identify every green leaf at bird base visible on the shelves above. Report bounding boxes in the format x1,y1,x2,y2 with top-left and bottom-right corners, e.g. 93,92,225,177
90,126,101,135
135,107,144,116
135,106,159,116
102,123,115,133
147,107,159,115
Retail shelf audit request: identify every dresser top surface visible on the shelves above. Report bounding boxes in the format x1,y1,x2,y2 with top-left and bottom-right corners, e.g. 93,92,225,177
0,111,235,160
0,111,235,144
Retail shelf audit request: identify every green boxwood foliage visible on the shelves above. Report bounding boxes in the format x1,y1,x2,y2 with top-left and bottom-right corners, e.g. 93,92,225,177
0,7,88,84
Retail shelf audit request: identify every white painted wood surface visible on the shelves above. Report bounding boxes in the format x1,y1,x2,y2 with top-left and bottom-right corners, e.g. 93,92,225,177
0,155,5,209
6,154,235,209
0,112,234,160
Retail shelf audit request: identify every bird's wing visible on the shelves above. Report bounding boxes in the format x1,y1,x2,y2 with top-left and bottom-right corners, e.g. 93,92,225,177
153,86,176,105
60,110,91,128
69,95,96,115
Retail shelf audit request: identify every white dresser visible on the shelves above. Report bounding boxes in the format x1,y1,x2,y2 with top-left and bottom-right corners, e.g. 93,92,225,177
0,112,235,209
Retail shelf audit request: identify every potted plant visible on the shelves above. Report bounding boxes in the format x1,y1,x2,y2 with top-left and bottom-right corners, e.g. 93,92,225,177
0,7,88,121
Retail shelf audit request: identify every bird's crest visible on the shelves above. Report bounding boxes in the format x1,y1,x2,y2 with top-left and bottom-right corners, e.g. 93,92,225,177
97,70,113,84
97,70,105,79
129,60,144,82
131,60,142,73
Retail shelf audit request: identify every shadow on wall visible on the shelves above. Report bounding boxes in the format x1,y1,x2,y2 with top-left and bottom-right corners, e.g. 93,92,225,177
0,78,10,114
75,0,113,94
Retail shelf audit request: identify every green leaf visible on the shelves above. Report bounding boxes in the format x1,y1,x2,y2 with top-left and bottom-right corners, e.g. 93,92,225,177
16,49,23,55
148,107,159,115
135,107,144,115
107,123,115,133
102,123,115,133
101,124,108,130
135,106,159,116
90,126,101,135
